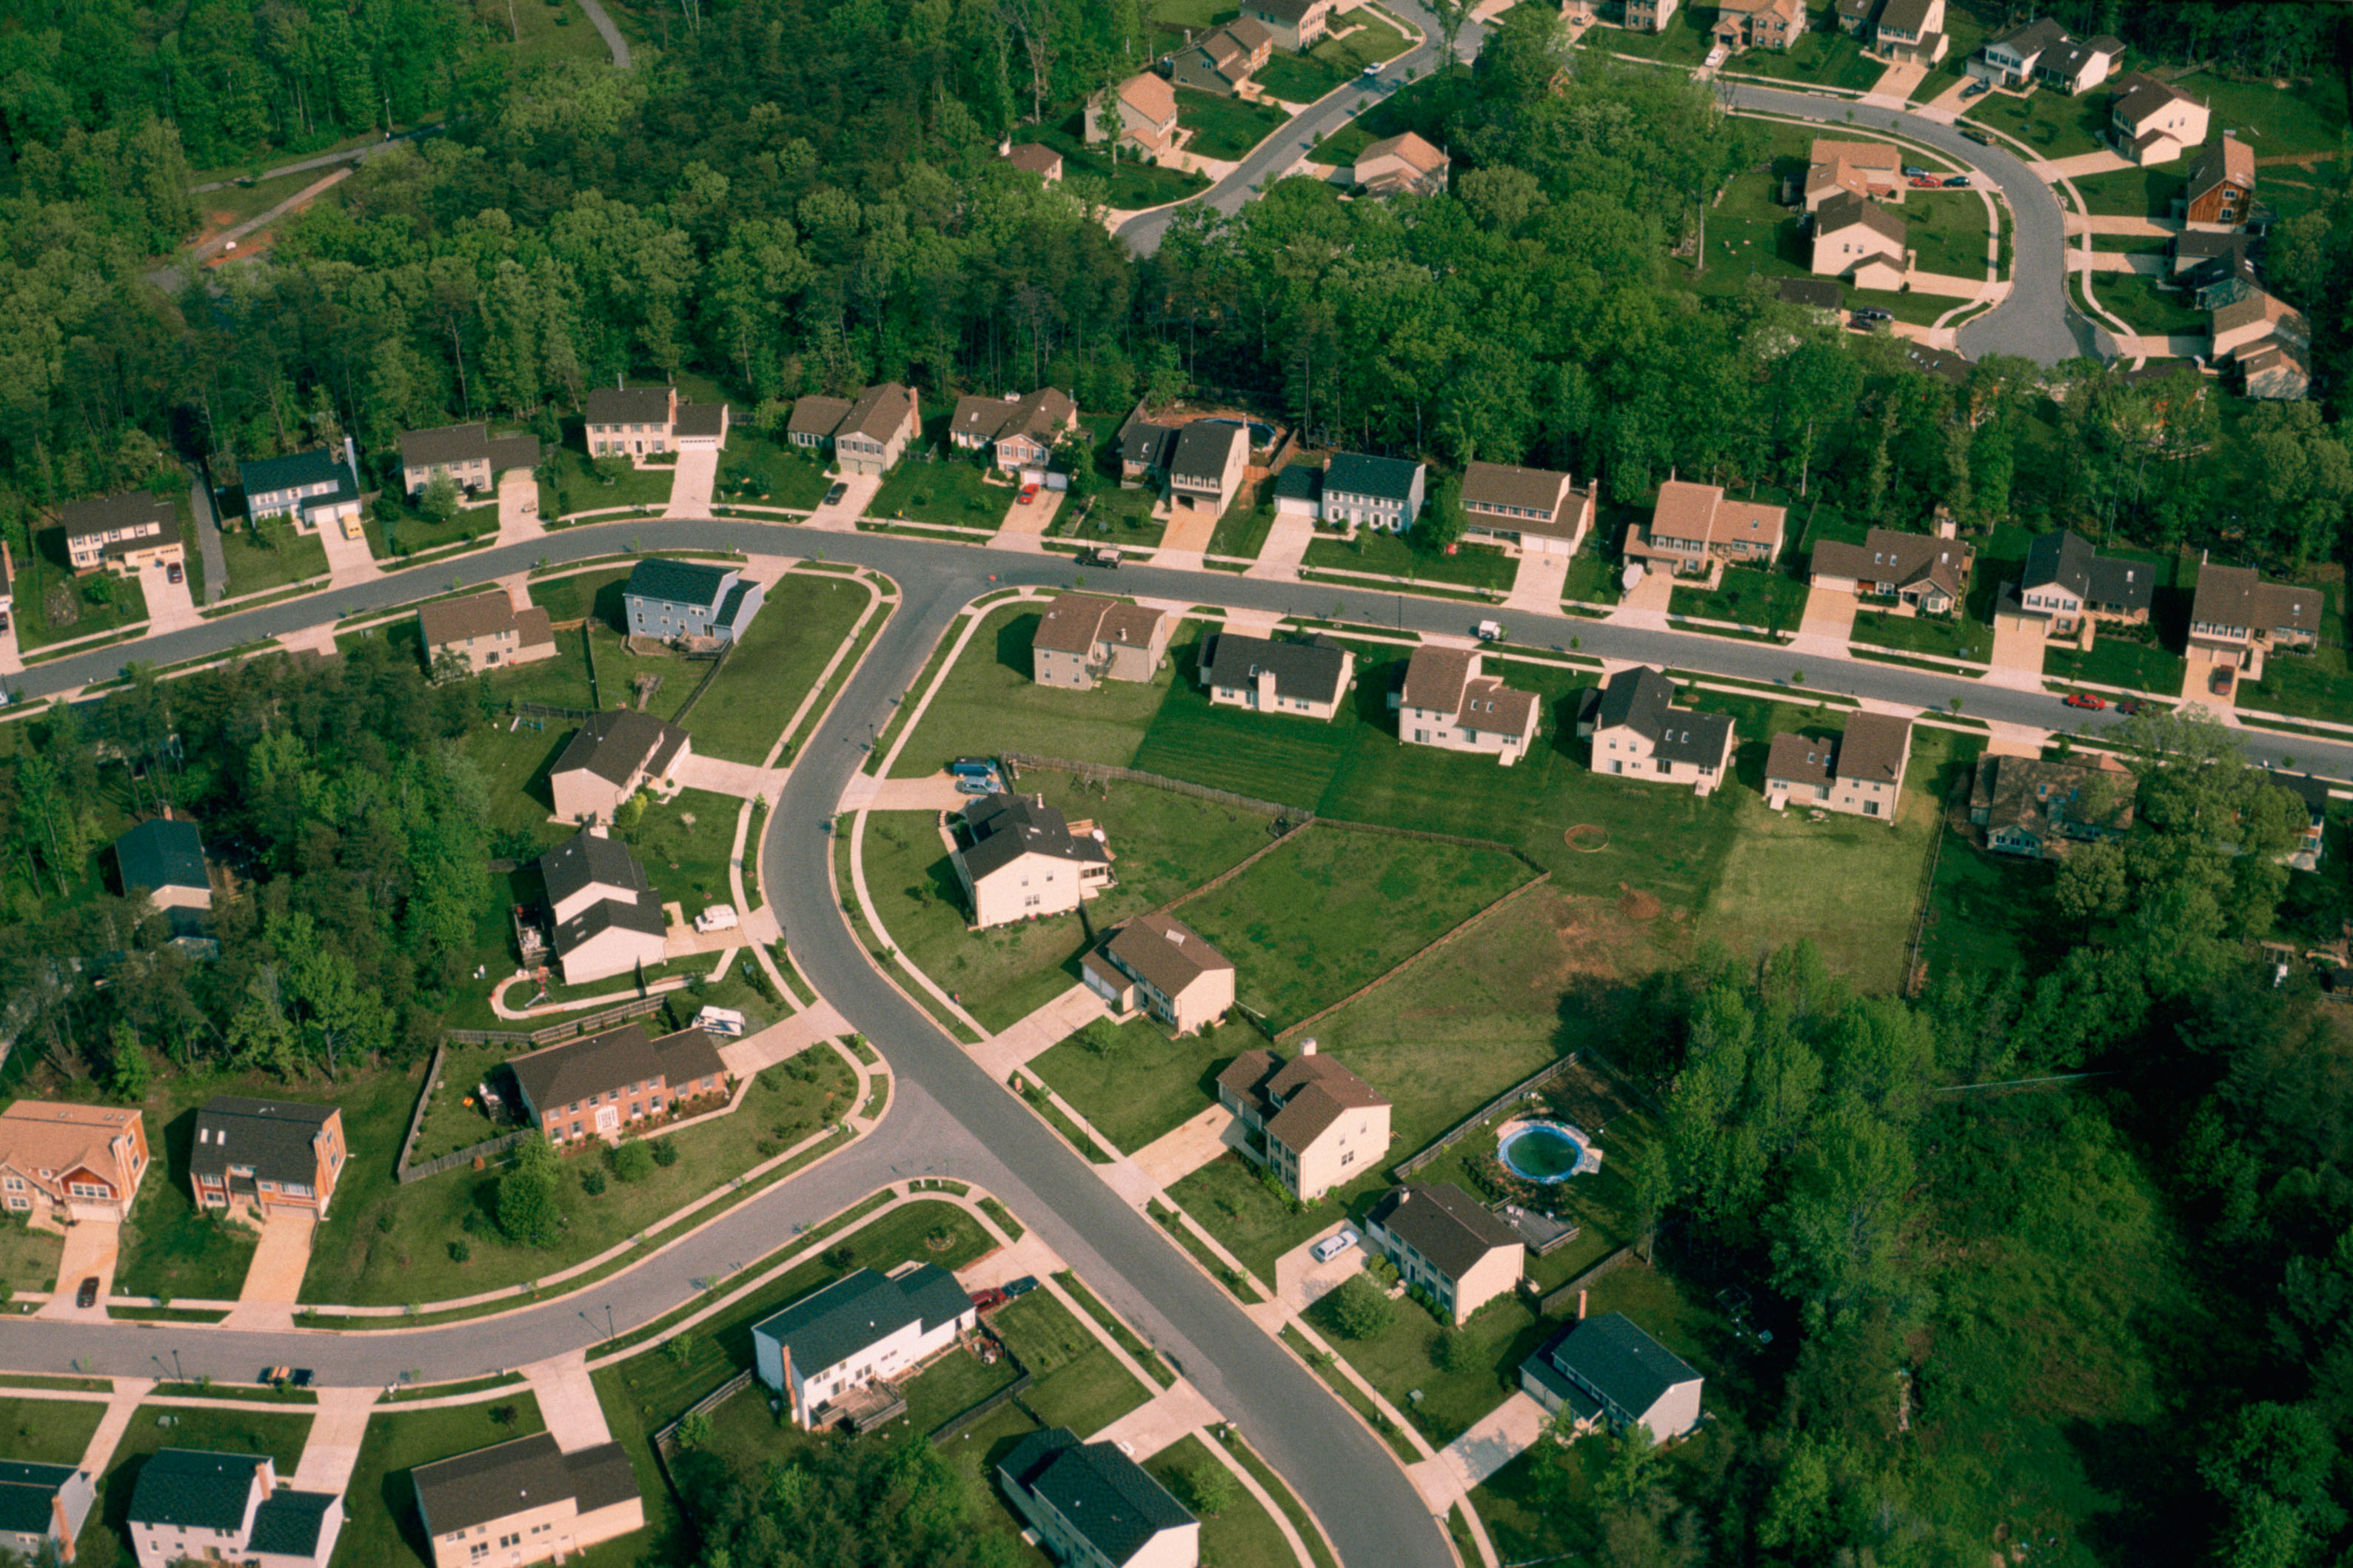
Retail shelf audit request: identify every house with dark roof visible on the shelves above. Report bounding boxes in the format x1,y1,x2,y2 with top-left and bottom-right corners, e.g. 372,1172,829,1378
1030,594,1172,689
418,589,556,677
549,711,692,824
2034,31,2124,93
1171,18,1273,96
1968,753,2135,860
412,1432,642,1568
1624,480,1786,579
1581,666,1735,797
952,792,1115,929
188,1097,347,1219
1116,406,1179,489
1271,463,1322,518
622,557,765,647
2189,563,2320,680
0,1102,150,1225
1809,191,1909,289
2184,135,2257,227
949,388,1080,476
584,384,730,464
59,492,184,576
2266,770,2330,874
1199,632,1355,721
1240,0,1331,51
2109,73,2209,165
786,394,855,453
0,1458,94,1564
1807,525,1971,615
1082,914,1235,1036
1320,453,1426,532
2171,230,2257,309
1000,1428,1199,1568
537,830,669,984
1168,423,1249,514
1397,646,1542,766
1763,713,1912,821
506,1021,727,1145
114,817,211,914
1365,1182,1524,1324
1459,462,1593,555
750,1264,977,1426
1776,276,1845,325
129,1450,344,1568
1971,15,2067,84
398,423,540,499
241,442,364,534
834,383,920,477
1995,529,2154,649
1216,1044,1389,1200
1521,1312,1705,1443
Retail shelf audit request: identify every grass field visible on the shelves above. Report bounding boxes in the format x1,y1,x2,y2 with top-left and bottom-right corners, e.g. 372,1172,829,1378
675,571,870,763
1145,1435,1295,1563
717,434,832,509
0,1396,105,1463
1919,822,2053,982
1680,133,1813,298
1904,190,1994,278
0,1213,65,1298
873,452,1010,527
991,1289,1154,1434
1253,13,1413,103
2069,164,2187,219
2044,633,2186,695
218,515,332,596
331,1397,549,1568
1174,88,1290,161
2090,273,2206,337
1963,86,2106,158
525,566,634,626
1302,531,1516,591
1594,8,1710,65
76,1405,315,1568
1029,1017,1265,1155
2172,67,2350,157
1206,498,1279,563
2243,604,2353,720
1850,606,1992,661
540,441,674,518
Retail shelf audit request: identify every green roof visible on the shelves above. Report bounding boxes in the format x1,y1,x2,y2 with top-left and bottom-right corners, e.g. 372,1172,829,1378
750,1265,971,1376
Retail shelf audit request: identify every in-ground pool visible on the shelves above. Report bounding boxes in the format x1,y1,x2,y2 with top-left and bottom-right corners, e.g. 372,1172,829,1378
1498,1119,1596,1184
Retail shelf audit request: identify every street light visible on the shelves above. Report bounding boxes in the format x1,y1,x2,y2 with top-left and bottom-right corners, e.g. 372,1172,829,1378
171,1349,184,1383
604,1304,616,1343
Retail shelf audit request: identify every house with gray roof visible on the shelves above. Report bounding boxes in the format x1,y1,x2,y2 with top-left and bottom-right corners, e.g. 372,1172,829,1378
752,1265,977,1427
1968,752,2136,860
1579,666,1735,797
622,557,765,647
60,491,184,577
952,791,1114,928
1031,593,1172,689
1364,1182,1524,1324
1216,1043,1389,1201
999,1428,1200,1568
1117,407,1179,489
549,711,692,824
1459,461,1593,555
1168,422,1249,514
188,1096,347,1220
1522,1312,1704,1443
1083,914,1235,1036
585,384,730,465
537,830,669,984
1199,631,1354,721
239,441,364,534
1995,528,2154,651
1320,453,1425,532
506,1021,727,1145
411,1432,642,1568
1763,712,1913,822
129,1450,345,1568
1807,525,1971,615
949,388,1080,476
0,1459,93,1564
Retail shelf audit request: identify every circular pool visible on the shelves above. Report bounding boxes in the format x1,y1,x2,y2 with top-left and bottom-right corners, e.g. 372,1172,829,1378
1498,1120,1591,1184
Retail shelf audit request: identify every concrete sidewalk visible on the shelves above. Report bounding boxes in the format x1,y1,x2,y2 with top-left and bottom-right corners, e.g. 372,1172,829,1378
971,985,1110,1082
78,1381,155,1478
290,1386,378,1492
717,1001,849,1078
523,1351,614,1450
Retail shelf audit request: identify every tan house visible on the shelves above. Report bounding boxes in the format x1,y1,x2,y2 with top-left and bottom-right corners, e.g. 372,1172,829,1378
1460,462,1592,555
1365,1182,1524,1325
1712,0,1804,52
1168,421,1250,513
1002,142,1064,181
1082,914,1235,1036
1625,0,1678,31
128,1451,342,1568
585,385,729,463
189,1096,347,1219
418,589,556,677
1624,480,1787,578
1807,526,1970,615
1802,138,1904,210
398,423,540,498
412,1433,643,1568
538,830,669,985
1763,713,1912,821
948,388,1078,475
507,1022,728,1145
549,710,692,824
1397,646,1542,765
1241,0,1332,50
1217,1045,1390,1201
1969,753,2135,860
1171,19,1273,96
2232,339,2313,402
953,792,1115,929
786,395,854,453
1000,1430,1199,1568
113,817,212,914
1201,631,1354,720
1810,192,1909,289
60,492,184,577
1354,132,1449,196
1099,73,1182,161
2189,563,2320,680
1580,666,1735,797
1030,594,1173,688
2109,73,2209,165
834,383,920,477
2184,135,2256,227
2212,289,2309,363
0,1102,149,1224
1870,0,1946,65
1995,528,2153,646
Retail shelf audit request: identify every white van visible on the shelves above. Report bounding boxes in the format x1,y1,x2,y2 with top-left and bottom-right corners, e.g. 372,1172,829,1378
1311,1228,1360,1264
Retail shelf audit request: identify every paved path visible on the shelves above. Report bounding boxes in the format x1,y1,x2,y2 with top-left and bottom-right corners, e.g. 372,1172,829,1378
78,1381,153,1476
187,128,442,194
290,1386,378,1491
675,752,775,800
717,1001,850,1078
1249,515,1316,580
188,470,230,604
2032,149,2130,179
523,1351,614,1449
575,0,629,67
970,984,1111,1084
224,1213,315,1331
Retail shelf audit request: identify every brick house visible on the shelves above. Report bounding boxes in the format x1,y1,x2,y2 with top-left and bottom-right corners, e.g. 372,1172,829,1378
188,1097,347,1219
506,1022,729,1145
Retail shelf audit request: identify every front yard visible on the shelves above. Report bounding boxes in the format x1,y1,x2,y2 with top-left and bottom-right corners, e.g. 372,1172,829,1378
1722,23,1885,93
1667,564,1808,631
2044,634,2187,695
673,569,871,763
217,515,332,596
717,433,833,509
872,449,1008,527
1302,530,1516,591
1029,1017,1267,1156
1012,118,1211,210
1252,12,1413,104
1903,190,1994,278
1849,605,1992,661
2089,273,2207,338
1173,88,1290,161
13,549,152,652
1962,86,2107,159
540,440,675,518
2068,164,2187,219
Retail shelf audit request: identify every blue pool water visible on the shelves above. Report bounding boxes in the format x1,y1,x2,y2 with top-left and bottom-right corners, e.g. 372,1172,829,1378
1499,1122,1589,1183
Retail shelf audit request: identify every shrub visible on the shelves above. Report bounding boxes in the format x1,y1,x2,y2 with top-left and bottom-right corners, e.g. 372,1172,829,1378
610,1139,655,1183
651,1138,679,1167
581,1167,607,1196
823,1244,857,1269
448,1239,472,1264
1432,1326,1466,1372
1325,1274,1396,1340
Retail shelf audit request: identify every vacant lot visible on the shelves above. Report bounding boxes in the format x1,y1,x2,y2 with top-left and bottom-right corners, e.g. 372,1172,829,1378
889,606,1182,777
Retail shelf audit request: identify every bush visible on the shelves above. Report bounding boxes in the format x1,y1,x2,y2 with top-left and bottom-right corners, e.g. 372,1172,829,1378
823,1244,857,1269
651,1137,679,1167
1325,1274,1396,1341
1432,1326,1466,1372
610,1139,655,1183
581,1166,607,1196
448,1239,472,1264
1185,1463,1237,1518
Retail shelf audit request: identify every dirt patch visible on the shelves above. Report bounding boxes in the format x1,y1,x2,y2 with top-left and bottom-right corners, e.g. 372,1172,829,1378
1564,824,1609,852
1618,884,1661,922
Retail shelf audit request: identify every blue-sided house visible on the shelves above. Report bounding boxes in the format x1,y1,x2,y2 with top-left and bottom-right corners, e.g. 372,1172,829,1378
620,559,765,647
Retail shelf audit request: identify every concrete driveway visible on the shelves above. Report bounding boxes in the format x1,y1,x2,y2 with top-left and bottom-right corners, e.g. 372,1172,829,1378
1271,1224,1366,1316
1247,515,1315,579
1504,551,1572,614
1987,618,2051,690
809,472,881,531
1131,1105,1242,1190
666,449,720,519
39,1221,120,1321
1796,584,1859,645
225,1211,315,1328
315,515,381,586
142,562,202,634
496,470,544,547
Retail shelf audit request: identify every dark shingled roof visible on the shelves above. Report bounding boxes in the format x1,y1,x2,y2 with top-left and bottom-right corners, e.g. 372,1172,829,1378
1120,421,1176,472
1322,452,1422,503
1594,667,1735,768
675,401,729,439
1764,732,1835,788
2021,529,2155,614
506,1024,724,1116
1542,1312,1701,1421
247,1491,338,1556
552,710,691,788
751,1264,972,1376
127,1450,262,1530
412,1434,639,1538
1815,190,1907,248
789,395,853,438
1368,1182,1521,1279
625,558,733,612
59,491,175,544
115,817,207,894
540,831,653,909
1989,16,2068,58
1838,713,1912,785
1200,632,1351,706
959,792,1111,883
188,1098,335,1189
0,1461,78,1536
552,885,667,963
1001,1429,1195,1567
1170,422,1246,486
585,386,675,426
237,447,356,503
1271,464,1322,506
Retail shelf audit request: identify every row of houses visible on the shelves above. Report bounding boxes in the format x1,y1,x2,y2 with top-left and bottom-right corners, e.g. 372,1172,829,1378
0,1094,341,1228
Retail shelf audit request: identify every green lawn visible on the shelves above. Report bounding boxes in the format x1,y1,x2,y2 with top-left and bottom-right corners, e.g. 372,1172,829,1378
1919,823,2054,982
1311,74,1451,167
1593,8,1711,65
1681,142,1813,298
1962,87,2107,158
1668,564,1808,631
2069,164,2187,219
540,440,675,519
992,1290,1154,1435
1843,286,1956,326
526,566,635,626
218,515,332,597
2171,67,2350,157
676,571,871,763
873,450,1009,527
1904,191,1993,278
1173,87,1289,161
1850,606,1992,661
2243,609,2353,720
717,434,832,509
329,1398,549,1568
0,1210,65,1297
0,1396,105,1463
1561,550,1624,608
1205,499,1278,563
1145,1435,1295,1564
364,492,499,562
617,785,742,912
1311,1280,1550,1447
2044,634,2186,695
76,1406,315,1568
1252,13,1412,104
2089,273,2206,337
1724,21,1885,93
1013,117,1211,210
1302,531,1516,591
13,548,153,651
1029,1017,1265,1155
1062,483,1168,547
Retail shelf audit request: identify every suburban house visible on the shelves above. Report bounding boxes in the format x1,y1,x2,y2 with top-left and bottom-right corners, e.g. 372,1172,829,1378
0,1102,149,1224
1168,421,1250,513
1319,453,1425,532
1625,0,1678,30
1029,593,1173,688
1777,277,1845,324
1397,646,1543,765
1199,631,1355,720
2184,135,2256,227
2212,291,2312,401
2188,563,2320,679
999,1428,1200,1568
1869,0,1946,66
549,710,692,823
127,1451,342,1568
1241,0,1331,50
1216,1044,1390,1202
948,387,1080,476
188,1097,347,1220
113,817,212,914
832,383,921,477
1171,19,1274,96
584,385,730,463
1520,1312,1705,1444
2174,231,2259,309
418,589,556,677
2268,771,2330,874
1762,713,1914,821
2109,73,2209,165
1710,0,1804,53
2033,30,2125,93
1624,480,1787,578
1969,753,2136,859
1969,16,2064,84
752,1265,977,1427
1807,526,1971,615
1082,914,1236,1036
1272,463,1324,518
786,395,853,452
0,1460,96,1564
1801,138,1904,210
952,791,1115,928
398,423,540,498
506,1021,729,1145
1354,131,1450,196
1835,0,1876,34
537,830,669,985
1003,142,1064,181
1809,192,1909,289
60,492,184,576
1117,406,1179,486
1580,666,1736,797
1364,1182,1525,1325
412,1433,643,1568
622,557,766,647
241,442,364,533
1459,462,1592,555
1995,528,2154,644
1100,73,1182,161
2231,337,2314,402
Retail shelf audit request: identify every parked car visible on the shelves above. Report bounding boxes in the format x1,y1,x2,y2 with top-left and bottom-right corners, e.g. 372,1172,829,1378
2211,664,2237,696
1961,128,1991,145
75,1277,98,1309
1017,483,1041,505
2063,692,2106,710
1943,174,1972,187
1003,1276,1040,1298
1475,620,1503,641
2115,699,2146,717
1080,546,1122,569
823,482,848,506
1909,175,1942,188
951,757,1003,794
1852,307,1894,324
1902,164,1929,178
1311,1228,1361,1264
1961,78,1990,98
968,1287,1008,1315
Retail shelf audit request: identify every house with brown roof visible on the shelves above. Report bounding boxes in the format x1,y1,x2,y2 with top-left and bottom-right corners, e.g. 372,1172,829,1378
2212,288,2309,361
549,711,692,824
1801,138,1904,211
1763,713,1912,821
59,493,184,577
1082,914,1235,1036
1365,1182,1524,1324
1099,73,1183,162
1459,462,1592,556
1624,480,1787,579
949,388,1079,475
412,1433,643,1568
1030,594,1172,689
2109,73,2209,165
1353,132,1448,197
585,385,730,465
1397,646,1543,766
1809,192,1909,289
537,831,669,985
1807,526,1971,616
1241,0,1331,50
1712,0,1804,53
1580,666,1736,797
786,395,854,454
418,589,556,677
1168,422,1250,514
2189,563,2320,680
2232,338,2312,402
1217,1045,1390,1201
1870,0,1945,65
2183,135,2255,227
833,383,920,477
506,1022,728,1145
0,1102,149,1224
1002,142,1064,181
1172,19,1274,96
953,792,1115,929
399,424,540,499
1969,753,2135,860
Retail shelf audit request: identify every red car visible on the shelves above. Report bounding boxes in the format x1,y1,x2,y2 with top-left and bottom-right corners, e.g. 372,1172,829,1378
2063,692,2106,710
1016,483,1041,506
968,1287,1009,1315
1909,175,1941,188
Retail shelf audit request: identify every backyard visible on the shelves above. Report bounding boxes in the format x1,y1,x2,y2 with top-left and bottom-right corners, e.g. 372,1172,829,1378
1592,8,1712,67
1011,118,1210,210
1145,1435,1296,1566
1918,822,2053,982
2172,67,2350,156
1252,12,1413,104
1173,88,1289,161
1301,529,1516,591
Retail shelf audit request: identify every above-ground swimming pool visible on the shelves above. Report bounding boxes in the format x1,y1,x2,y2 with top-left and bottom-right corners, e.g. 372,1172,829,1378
1498,1119,1598,1183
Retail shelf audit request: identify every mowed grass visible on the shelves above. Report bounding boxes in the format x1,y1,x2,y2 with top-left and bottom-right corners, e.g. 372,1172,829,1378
1029,1017,1267,1155
1962,87,2106,158
888,606,1184,777
0,1396,105,1463
330,1398,549,1568
676,570,872,763
991,1290,1154,1435
76,1406,315,1568
1145,1435,1294,1565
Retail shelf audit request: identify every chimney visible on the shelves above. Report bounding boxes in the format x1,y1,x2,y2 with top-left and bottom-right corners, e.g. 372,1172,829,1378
997,136,1011,155
1299,1037,1317,1056
1578,1289,1588,1320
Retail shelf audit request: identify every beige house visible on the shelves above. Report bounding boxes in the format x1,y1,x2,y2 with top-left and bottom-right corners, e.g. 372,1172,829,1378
1522,1313,1707,1444
1580,666,1735,797
412,1433,643,1568
1082,914,1235,1036
1365,1182,1524,1325
1624,480,1787,577
786,394,854,453
418,589,556,677
128,1451,342,1568
60,492,184,577
1200,631,1354,720
399,423,540,498
953,792,1114,929
1240,0,1331,50
1712,0,1804,52
549,710,692,824
1217,1045,1390,1201
1764,713,1912,821
113,817,212,914
2189,563,2320,680
538,830,670,985
829,383,920,477
1168,421,1249,512
0,1102,149,1224
948,387,1078,475
1870,0,1946,64
1460,462,1592,555
1802,138,1904,210
1000,1430,1199,1568
1030,594,1172,688
1171,19,1273,96
1995,528,2153,647
1807,526,1970,615
1625,0,1678,31
2212,289,2310,362
1810,192,1909,289
2110,73,2209,164
1003,142,1063,181
1099,73,1182,161
585,385,729,463
1397,646,1542,765
1354,132,1449,196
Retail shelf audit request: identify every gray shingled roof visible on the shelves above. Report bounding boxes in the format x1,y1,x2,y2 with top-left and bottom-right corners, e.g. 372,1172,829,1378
540,831,652,909
247,1491,338,1555
1001,1429,1195,1567
1595,667,1733,765
59,491,175,544
506,1023,722,1113
751,1264,971,1377
237,447,355,503
584,386,673,425
2021,529,2155,613
116,817,207,894
412,1434,638,1538
127,1450,262,1530
1170,422,1245,485
552,710,690,788
960,792,1110,883
624,558,732,612
1200,632,1350,706
0,1462,78,1535
188,1098,334,1189
1368,1182,1520,1279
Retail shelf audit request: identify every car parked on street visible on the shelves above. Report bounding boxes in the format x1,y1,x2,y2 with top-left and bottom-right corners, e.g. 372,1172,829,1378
2063,692,2106,710
1852,307,1894,324
1961,127,1991,145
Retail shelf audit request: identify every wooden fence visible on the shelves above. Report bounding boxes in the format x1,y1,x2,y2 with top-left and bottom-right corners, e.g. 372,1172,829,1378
1001,753,1310,820
398,1130,529,1185
655,1370,754,1453
444,994,669,1048
926,1367,1034,1444
1396,1054,1583,1179
1535,1244,1641,1317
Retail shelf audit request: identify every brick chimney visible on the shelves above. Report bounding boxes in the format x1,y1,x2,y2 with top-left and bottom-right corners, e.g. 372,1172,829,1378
1578,1289,1588,1320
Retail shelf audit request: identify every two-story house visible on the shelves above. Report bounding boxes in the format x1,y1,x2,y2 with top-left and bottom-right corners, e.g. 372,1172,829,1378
2110,73,2209,165
538,830,669,984
1117,406,1179,487
1003,141,1065,181
1319,453,1426,532
1396,646,1542,766
622,557,766,647
1711,0,1804,53
1364,1182,1524,1325
1520,1311,1705,1444
1870,0,1946,65
1199,631,1355,720
1624,480,1787,579
1240,0,1331,50
1171,19,1273,96
128,1451,342,1568
1029,594,1174,688
188,1096,346,1219
752,1265,977,1426
1579,666,1735,797
399,423,540,499
1969,753,2135,859
948,387,1080,477
2189,563,2320,679
1995,528,2153,646
1459,462,1593,556
1763,713,1913,821
0,1102,149,1225
59,492,184,577
241,441,364,534
834,383,921,477
0,1460,96,1564
1969,16,2064,85
1625,0,1678,32
1082,914,1236,1036
1000,1429,1199,1568
1353,131,1449,197
1168,422,1249,514
549,711,693,824
412,1433,642,1568
953,792,1116,929
1217,1045,1390,1201
2183,135,2256,227
1807,526,1971,615
1809,191,1909,289
2211,289,2312,401
1801,138,1904,210
113,817,212,917
506,1020,728,1145
418,589,556,677
584,385,730,463
2035,32,2124,93
1101,73,1183,161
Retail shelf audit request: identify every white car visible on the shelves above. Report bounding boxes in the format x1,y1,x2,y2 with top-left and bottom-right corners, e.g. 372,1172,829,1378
1312,1228,1361,1264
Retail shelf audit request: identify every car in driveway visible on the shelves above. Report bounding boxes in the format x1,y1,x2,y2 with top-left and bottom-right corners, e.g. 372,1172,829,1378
1961,78,1989,98
823,482,848,506
167,561,184,584
1017,483,1041,505
1943,174,1972,187
1851,307,1894,326
1003,1276,1040,1298
2062,692,2106,710
2210,664,2237,696
74,1277,98,1309
1903,164,1929,178
1311,1228,1360,1264
1909,174,1942,188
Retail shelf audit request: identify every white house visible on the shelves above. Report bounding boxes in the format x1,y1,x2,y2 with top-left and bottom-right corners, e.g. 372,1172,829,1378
1579,666,1735,797
128,1451,342,1568
0,1460,95,1564
1320,453,1425,532
1520,1312,1704,1444
1396,646,1542,765
752,1265,977,1427
952,792,1115,929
